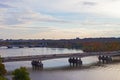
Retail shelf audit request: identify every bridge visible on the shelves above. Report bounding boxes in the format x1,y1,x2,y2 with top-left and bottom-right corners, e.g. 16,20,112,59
1,51,120,63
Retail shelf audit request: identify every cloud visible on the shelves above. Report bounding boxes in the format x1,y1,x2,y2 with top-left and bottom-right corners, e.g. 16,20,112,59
22,26,120,39
0,8,68,28
23,0,120,18
82,1,97,6
1,0,120,27
0,3,12,8
0,0,120,39
0,0,69,27
0,25,55,39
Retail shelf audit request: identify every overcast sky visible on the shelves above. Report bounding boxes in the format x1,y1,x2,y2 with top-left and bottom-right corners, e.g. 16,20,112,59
0,0,120,39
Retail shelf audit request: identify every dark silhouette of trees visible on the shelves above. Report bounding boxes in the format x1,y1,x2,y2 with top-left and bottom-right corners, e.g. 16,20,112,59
0,56,7,80
12,67,30,80
0,76,7,80
0,63,7,76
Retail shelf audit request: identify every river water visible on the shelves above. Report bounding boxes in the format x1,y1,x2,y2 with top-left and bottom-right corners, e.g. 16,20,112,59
1,47,120,80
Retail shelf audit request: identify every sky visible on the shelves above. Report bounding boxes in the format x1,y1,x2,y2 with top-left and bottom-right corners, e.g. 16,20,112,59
0,0,120,39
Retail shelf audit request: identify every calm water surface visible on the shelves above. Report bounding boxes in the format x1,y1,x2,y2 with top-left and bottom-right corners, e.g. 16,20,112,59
0,47,83,71
0,47,120,80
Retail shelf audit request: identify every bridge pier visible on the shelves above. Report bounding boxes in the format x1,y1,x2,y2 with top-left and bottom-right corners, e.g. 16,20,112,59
68,57,82,67
98,55,112,63
31,60,43,70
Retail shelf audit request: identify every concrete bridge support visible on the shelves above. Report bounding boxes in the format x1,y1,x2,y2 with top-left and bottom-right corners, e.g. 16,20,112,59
31,60,43,70
68,57,82,67
98,55,112,63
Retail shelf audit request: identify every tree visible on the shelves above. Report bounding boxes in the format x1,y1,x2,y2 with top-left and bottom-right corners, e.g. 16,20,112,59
12,67,30,80
0,63,7,76
0,56,7,76
0,55,2,63
0,55,7,80
0,76,7,80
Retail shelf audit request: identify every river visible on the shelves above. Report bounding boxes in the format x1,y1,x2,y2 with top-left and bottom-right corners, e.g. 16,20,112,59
0,47,120,80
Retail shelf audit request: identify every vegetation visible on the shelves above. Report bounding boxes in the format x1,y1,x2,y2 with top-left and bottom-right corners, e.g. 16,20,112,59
0,76,7,80
0,63,7,76
0,56,7,80
82,42,120,52
12,67,30,80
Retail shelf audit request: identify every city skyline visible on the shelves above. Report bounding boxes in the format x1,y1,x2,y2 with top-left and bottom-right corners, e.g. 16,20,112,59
0,0,120,39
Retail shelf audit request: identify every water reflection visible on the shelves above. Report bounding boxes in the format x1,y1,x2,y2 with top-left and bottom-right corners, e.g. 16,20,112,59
28,60,120,80
0,47,83,57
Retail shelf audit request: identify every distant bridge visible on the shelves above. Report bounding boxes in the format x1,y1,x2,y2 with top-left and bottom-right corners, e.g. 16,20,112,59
1,51,120,63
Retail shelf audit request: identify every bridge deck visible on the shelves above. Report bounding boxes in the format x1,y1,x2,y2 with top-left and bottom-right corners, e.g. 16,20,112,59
1,51,120,62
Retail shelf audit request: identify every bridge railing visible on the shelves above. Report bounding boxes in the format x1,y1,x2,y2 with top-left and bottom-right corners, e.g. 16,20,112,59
2,51,120,62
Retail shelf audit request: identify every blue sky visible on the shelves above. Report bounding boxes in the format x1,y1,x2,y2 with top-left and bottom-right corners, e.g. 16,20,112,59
0,0,120,39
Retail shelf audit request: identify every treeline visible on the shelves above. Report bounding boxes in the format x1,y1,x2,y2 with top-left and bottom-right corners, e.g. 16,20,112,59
0,38,120,52
82,41,120,52
47,41,120,52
